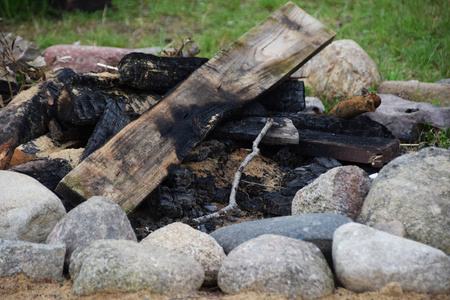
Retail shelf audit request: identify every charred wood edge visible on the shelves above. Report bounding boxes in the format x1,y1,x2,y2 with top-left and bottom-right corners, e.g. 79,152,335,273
210,117,299,145
297,130,400,168
258,112,396,139
192,118,274,225
10,157,73,191
118,52,209,93
0,84,52,169
212,113,399,167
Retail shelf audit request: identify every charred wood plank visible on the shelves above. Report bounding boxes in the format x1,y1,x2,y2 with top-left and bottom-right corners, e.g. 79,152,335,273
0,85,52,169
297,130,400,168
56,3,336,212
267,113,395,139
211,117,299,145
118,53,209,93
10,158,73,191
81,100,132,160
258,80,305,112
9,133,82,168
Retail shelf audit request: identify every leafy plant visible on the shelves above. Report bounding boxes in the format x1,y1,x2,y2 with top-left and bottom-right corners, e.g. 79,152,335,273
0,32,46,108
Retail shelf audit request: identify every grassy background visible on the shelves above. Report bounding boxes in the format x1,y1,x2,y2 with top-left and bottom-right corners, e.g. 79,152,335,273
2,0,449,84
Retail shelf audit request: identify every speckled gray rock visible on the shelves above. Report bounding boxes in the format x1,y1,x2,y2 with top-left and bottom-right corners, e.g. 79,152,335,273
0,170,66,243
357,147,450,254
46,196,137,266
292,39,381,99
436,78,450,85
69,239,204,296
333,223,450,295
292,166,370,220
140,222,225,286
364,94,450,141
210,213,353,266
0,239,65,280
218,234,334,299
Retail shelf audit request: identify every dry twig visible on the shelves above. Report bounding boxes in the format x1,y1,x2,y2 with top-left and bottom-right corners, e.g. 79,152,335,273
192,118,274,225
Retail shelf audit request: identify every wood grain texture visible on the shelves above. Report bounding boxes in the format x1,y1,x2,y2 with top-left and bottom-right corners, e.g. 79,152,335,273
297,130,400,168
56,2,336,212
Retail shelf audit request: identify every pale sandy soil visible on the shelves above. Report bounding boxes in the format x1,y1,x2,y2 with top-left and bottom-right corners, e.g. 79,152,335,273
2,274,448,300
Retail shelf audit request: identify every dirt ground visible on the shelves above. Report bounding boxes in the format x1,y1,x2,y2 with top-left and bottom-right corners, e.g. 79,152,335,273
1,274,448,300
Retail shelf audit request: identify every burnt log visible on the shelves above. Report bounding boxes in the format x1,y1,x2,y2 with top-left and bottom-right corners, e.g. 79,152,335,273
118,53,209,93
296,130,400,168
81,99,132,160
0,85,52,169
49,68,162,127
10,158,73,191
0,68,163,169
9,133,82,168
56,3,336,212
258,80,305,112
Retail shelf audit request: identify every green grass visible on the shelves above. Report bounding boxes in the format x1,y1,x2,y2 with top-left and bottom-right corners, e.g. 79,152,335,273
2,0,449,83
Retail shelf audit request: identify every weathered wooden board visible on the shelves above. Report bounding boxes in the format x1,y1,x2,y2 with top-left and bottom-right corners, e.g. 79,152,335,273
269,112,395,139
56,2,336,212
297,130,400,168
211,117,299,145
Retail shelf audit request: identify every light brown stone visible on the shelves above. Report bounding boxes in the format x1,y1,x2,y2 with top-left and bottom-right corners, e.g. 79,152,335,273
292,39,381,100
377,81,450,106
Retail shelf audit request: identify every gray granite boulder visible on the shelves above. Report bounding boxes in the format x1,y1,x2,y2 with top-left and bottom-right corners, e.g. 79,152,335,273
218,234,334,299
364,94,450,141
357,147,450,254
292,39,381,100
292,166,370,220
0,170,66,243
333,223,450,295
377,80,450,106
140,222,225,286
0,239,65,280
46,196,137,266
210,213,353,266
69,239,204,296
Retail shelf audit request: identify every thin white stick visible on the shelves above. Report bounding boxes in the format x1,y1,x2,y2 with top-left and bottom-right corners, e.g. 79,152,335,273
192,118,274,224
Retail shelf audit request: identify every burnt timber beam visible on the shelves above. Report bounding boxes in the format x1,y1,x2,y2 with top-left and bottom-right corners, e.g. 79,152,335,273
297,130,400,168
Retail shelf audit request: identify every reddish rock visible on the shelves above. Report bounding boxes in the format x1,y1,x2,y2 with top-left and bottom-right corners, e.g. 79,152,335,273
42,45,161,73
292,166,371,220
